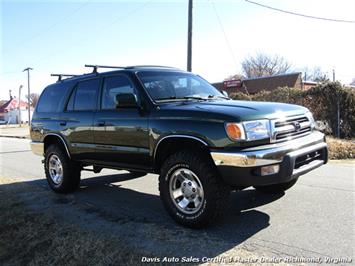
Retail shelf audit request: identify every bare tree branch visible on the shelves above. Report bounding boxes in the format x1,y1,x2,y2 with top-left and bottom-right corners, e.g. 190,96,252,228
242,53,292,78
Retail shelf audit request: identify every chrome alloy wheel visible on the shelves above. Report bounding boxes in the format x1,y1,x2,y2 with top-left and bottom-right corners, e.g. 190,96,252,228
48,154,63,185
169,168,205,214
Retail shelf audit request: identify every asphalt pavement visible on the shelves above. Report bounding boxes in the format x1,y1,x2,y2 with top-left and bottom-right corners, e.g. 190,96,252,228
0,137,354,262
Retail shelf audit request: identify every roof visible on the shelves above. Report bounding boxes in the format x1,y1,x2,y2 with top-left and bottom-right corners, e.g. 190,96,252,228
243,72,302,93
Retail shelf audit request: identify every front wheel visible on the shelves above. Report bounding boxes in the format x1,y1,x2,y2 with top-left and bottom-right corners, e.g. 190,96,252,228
254,178,298,194
159,150,230,228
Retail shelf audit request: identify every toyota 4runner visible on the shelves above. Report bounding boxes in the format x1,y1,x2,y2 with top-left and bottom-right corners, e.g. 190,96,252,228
30,65,328,228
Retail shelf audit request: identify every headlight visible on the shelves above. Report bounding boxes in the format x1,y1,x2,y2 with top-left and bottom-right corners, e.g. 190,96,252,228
305,111,315,129
225,119,270,141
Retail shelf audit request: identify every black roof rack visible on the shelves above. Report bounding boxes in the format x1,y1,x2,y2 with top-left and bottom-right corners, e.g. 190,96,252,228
125,65,178,69
51,74,79,82
85,64,125,73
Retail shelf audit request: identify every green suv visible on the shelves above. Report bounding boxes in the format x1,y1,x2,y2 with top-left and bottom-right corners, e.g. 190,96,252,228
30,65,328,228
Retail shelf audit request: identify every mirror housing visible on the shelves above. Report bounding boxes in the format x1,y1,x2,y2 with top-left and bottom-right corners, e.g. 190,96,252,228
115,93,138,108
221,90,229,97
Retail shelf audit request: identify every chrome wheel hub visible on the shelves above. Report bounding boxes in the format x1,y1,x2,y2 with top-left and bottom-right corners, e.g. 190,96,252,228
169,168,204,214
48,154,63,185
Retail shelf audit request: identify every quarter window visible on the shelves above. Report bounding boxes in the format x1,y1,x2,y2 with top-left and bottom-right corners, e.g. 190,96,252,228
37,84,71,113
102,76,135,110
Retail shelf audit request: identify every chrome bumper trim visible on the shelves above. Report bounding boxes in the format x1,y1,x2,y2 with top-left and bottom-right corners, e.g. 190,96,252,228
30,141,44,156
211,131,326,168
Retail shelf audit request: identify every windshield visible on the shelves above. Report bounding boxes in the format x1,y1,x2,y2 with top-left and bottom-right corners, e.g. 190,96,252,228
137,71,226,102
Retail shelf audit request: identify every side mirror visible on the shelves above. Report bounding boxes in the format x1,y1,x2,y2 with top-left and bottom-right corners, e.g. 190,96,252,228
221,90,229,97
115,93,137,108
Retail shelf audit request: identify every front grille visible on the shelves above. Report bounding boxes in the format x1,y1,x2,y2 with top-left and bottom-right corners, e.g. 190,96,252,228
271,115,312,142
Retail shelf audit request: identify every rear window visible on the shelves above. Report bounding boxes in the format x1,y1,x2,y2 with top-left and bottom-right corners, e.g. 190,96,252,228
36,83,72,113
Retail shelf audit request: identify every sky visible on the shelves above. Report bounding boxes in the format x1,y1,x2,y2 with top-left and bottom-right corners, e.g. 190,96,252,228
1,0,354,100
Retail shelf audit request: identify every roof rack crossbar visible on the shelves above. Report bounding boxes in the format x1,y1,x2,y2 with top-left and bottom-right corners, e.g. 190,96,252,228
125,65,177,69
85,64,125,73
51,74,79,82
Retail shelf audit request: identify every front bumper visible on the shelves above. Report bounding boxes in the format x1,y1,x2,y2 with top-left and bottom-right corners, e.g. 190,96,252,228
211,131,328,187
30,141,44,156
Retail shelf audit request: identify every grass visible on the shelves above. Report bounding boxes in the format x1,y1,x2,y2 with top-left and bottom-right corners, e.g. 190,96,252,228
0,185,151,266
327,137,355,160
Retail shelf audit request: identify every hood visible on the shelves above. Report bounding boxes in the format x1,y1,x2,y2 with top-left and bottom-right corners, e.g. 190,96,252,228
157,99,309,122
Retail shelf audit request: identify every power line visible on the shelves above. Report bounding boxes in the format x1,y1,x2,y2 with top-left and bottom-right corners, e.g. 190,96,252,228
28,1,153,67
8,1,91,52
245,0,355,24
209,0,238,68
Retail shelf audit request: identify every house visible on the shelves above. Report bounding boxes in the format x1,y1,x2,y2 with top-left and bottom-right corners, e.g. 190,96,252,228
0,97,32,124
302,80,319,90
213,72,318,94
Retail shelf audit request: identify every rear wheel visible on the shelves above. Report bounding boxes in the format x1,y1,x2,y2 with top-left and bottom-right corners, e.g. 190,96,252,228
254,178,298,194
44,145,81,193
159,150,230,228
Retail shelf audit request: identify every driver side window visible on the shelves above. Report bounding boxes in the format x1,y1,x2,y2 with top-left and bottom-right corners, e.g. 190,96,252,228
102,76,135,110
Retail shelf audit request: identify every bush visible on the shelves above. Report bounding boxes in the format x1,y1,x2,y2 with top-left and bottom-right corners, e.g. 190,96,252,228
327,137,355,159
230,82,355,138
229,91,251,100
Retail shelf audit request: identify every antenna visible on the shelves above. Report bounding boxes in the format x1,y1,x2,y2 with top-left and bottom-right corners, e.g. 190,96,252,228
51,74,79,82
84,64,125,73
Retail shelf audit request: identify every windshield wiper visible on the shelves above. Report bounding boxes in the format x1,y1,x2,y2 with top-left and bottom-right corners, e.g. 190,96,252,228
207,95,230,100
156,96,208,102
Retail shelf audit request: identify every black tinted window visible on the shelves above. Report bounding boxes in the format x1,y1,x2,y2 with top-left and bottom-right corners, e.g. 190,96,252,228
67,79,99,111
102,76,134,110
37,84,70,113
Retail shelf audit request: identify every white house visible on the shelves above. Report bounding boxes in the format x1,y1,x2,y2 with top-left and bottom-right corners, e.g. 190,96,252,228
0,97,33,124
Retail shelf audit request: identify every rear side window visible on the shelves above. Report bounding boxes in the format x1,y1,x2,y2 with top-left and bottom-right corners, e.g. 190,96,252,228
67,79,99,111
37,84,71,113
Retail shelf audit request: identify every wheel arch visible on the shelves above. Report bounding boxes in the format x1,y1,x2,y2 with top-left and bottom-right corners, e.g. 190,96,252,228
43,134,71,158
153,135,212,173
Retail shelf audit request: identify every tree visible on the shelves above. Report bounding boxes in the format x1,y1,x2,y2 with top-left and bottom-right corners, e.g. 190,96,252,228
25,93,40,108
303,67,329,82
224,73,245,81
0,100,7,107
241,53,292,78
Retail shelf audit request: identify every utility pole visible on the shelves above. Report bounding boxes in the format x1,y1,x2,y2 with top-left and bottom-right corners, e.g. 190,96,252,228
18,85,23,126
23,67,33,125
187,0,193,72
333,69,341,138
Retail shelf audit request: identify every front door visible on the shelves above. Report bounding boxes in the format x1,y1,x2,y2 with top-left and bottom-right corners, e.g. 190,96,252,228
93,74,150,169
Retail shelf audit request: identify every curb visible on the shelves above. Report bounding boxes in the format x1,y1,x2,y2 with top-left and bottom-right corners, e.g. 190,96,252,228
0,135,30,139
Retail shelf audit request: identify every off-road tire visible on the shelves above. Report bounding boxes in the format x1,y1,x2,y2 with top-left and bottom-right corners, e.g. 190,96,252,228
254,178,298,194
159,150,230,228
44,145,81,193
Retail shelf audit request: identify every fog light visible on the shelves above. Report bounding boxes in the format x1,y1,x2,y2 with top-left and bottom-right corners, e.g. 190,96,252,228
260,164,280,176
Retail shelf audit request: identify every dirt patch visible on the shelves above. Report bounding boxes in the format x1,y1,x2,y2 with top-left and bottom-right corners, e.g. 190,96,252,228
0,184,152,265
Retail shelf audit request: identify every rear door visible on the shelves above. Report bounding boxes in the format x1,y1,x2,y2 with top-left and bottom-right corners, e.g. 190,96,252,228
62,78,100,160
92,74,150,169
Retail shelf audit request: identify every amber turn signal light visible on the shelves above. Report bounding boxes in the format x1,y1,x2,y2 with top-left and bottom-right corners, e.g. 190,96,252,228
225,123,245,141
